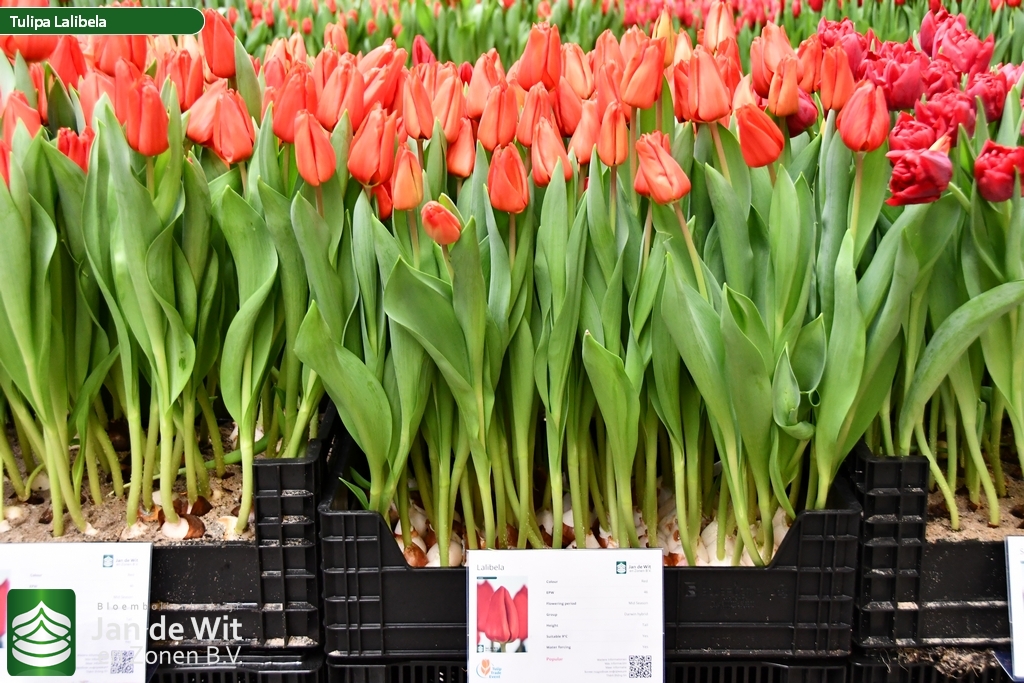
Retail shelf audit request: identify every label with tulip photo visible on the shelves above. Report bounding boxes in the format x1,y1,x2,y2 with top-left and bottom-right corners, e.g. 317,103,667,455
468,549,662,680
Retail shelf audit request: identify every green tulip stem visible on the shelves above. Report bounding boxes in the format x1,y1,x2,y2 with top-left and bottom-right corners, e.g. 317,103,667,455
142,394,160,510
605,447,620,545
234,420,256,534
641,205,653,274
879,386,895,456
508,212,517,271
460,467,478,550
398,467,412,550
940,385,958,492
82,427,103,507
239,160,248,197
989,389,1007,496
197,385,226,474
588,440,608,537
849,151,865,246
916,422,960,530
0,403,26,500
159,410,180,525
89,411,123,498
411,440,436,534
674,203,707,301
7,392,44,471
146,157,155,197
709,123,731,185
315,184,324,218
767,162,777,186
716,478,729,560
566,429,587,548
546,423,565,549
441,244,454,282
283,372,322,460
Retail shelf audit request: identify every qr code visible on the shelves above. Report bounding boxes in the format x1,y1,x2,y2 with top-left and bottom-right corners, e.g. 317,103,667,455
629,655,652,679
111,650,135,675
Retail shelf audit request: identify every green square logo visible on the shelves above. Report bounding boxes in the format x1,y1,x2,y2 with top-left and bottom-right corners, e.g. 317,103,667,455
616,561,627,575
6,589,75,677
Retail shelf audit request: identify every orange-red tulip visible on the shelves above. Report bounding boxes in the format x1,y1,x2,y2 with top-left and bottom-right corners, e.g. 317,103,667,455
0,139,10,186
157,49,204,111
797,34,822,93
403,70,435,141
124,76,169,157
820,45,855,112
532,117,573,186
550,77,582,136
516,83,554,147
432,72,465,143
518,23,561,91
294,109,336,186
594,62,625,121
212,90,255,164
488,144,529,214
79,70,115,128
702,0,736,52
478,82,517,151
348,104,397,186
2,34,57,63
92,35,148,77
57,126,94,172
561,43,594,99
186,80,228,145
837,81,889,152
686,47,731,123
324,22,348,53
569,99,599,164
49,36,87,89
620,37,666,110
202,8,236,79
447,117,476,178
421,201,462,245
635,131,690,204
269,64,317,143
591,30,624,73
672,29,693,66
619,27,645,68
736,104,784,167
467,49,504,119
317,59,364,131
597,100,628,167
767,57,800,117
2,91,40,145
392,146,423,211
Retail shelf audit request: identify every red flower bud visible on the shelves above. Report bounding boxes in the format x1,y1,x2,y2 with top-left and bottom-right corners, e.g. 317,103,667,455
294,109,336,186
57,126,94,172
421,200,462,245
202,8,236,79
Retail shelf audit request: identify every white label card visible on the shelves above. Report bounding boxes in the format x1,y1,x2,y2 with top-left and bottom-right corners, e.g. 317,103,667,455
467,548,663,681
1,542,151,683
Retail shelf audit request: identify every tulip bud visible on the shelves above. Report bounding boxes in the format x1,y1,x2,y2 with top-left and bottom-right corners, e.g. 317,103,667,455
467,49,504,119
488,144,530,214
2,34,57,63
736,104,784,168
687,46,731,123
620,37,666,110
561,43,594,99
532,117,573,187
295,109,336,187
158,49,204,111
888,112,937,152
518,24,561,91
551,77,582,136
635,131,690,204
516,83,554,148
447,117,476,178
92,35,148,77
570,99,600,164
212,90,255,164
412,35,436,66
837,81,889,153
324,22,349,53
403,71,435,141
186,81,227,146
317,59,364,132
796,34,822,93
702,1,736,53
885,143,952,206
974,140,1024,203
432,72,466,143
49,36,87,90
820,45,855,112
598,100,628,167
0,139,9,186
767,57,800,117
202,8,236,79
478,82,518,151
269,64,317,143
652,11,676,67
348,104,397,187
57,126,94,172
421,200,462,245
124,76,170,157
392,146,424,211
79,70,116,128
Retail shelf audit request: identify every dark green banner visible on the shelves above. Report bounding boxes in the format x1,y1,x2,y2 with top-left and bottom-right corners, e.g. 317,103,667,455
0,7,204,34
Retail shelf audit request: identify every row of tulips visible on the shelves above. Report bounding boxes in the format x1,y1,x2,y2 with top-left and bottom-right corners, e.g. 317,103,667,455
0,0,1022,565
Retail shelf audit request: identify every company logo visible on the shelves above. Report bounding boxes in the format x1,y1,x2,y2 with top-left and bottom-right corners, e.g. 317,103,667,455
616,561,627,575
6,589,76,676
478,659,492,677
102,555,114,568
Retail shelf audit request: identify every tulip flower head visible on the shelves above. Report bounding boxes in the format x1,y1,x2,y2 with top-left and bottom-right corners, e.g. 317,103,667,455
212,90,255,164
202,8,236,79
49,36,87,90
488,144,530,214
974,140,1024,203
635,131,690,204
532,116,573,187
736,104,784,168
421,200,462,245
598,100,628,167
348,104,397,187
478,82,518,151
294,109,336,187
886,137,953,206
483,586,522,644
392,146,424,211
836,81,889,153
518,24,561,91
57,126,94,172
447,117,476,178
2,91,40,145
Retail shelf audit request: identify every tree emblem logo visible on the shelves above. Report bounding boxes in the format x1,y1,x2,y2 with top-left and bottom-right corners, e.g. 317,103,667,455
6,589,76,677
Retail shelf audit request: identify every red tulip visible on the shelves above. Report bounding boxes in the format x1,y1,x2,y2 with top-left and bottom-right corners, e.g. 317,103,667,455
974,140,1024,203
635,131,690,204
317,59,364,132
157,49,204,111
403,71,435,141
459,62,473,85
685,47,732,123
202,8,236,79
92,35,148,77
123,76,169,156
569,99,599,164
421,201,462,245
348,104,397,187
0,139,9,186
860,46,926,112
79,71,116,129
550,77,582,136
478,82,517,152
914,90,976,144
2,92,40,145
516,83,554,148
447,117,476,179
562,43,594,99
294,109,336,186
786,89,819,137
820,45,855,112
532,117,572,187
886,141,952,206
432,72,466,143
796,34,822,93
483,587,520,644
186,80,228,146
620,36,666,110
703,1,736,52
736,104,784,168
488,144,529,214
49,36,87,89
57,126,94,172
598,100,628,168
519,24,561,91
767,57,800,117
594,62,625,122
592,30,624,74
212,90,255,164
392,146,423,211
467,49,504,119
837,81,889,153
269,64,317,143
967,71,1008,124
2,34,57,62
477,581,495,639
412,35,436,66
888,112,937,152
513,587,528,640
324,23,348,52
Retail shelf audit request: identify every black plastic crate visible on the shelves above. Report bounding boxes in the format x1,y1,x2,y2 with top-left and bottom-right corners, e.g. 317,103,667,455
150,649,322,682
850,446,1009,648
849,652,1009,683
325,658,847,683
150,410,333,649
319,430,861,659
